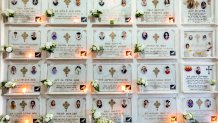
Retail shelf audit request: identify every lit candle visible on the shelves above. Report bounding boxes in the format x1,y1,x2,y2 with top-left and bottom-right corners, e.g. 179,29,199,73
170,116,177,123
25,119,29,123
84,88,88,94
22,88,26,93
121,86,126,92
28,53,32,59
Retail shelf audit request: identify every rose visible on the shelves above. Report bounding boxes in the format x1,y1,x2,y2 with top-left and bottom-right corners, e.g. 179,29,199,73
94,111,101,119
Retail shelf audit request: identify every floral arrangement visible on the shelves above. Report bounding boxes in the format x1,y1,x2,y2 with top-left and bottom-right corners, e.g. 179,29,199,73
0,115,10,123
2,45,13,53
91,80,99,92
90,45,104,53
137,78,148,87
135,10,144,18
90,9,103,18
36,113,53,123
183,113,199,123
45,9,55,17
41,79,54,88
134,43,144,53
1,9,15,17
0,80,16,89
91,109,114,123
41,42,56,53
209,79,216,86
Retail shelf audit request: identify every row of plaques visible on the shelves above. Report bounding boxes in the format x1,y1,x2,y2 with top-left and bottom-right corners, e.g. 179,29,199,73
7,63,217,93
7,29,215,59
6,95,217,123
6,0,215,24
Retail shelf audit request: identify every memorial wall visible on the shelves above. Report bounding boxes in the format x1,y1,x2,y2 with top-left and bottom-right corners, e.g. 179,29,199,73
0,0,217,123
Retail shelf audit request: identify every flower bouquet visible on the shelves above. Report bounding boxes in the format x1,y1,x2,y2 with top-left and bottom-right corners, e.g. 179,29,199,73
0,115,10,123
41,42,57,56
90,9,103,18
1,9,15,23
36,113,53,123
183,112,199,123
137,78,148,87
91,109,114,123
91,80,100,92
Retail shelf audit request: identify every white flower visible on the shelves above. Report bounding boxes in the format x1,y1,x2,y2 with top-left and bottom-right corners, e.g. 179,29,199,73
7,9,15,14
92,46,97,51
96,46,100,51
46,113,53,119
91,80,99,87
44,117,50,122
183,113,193,120
47,9,53,15
47,80,53,86
45,42,52,49
5,81,16,88
94,111,101,119
3,11,9,16
6,46,13,53
4,115,10,121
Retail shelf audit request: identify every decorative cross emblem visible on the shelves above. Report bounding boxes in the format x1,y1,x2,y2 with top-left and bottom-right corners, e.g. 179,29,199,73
109,99,116,110
109,67,116,77
195,34,200,43
20,100,27,111
20,67,28,77
152,0,159,8
195,1,199,8
110,32,116,42
206,66,212,74
64,33,71,43
153,67,160,78
153,33,159,43
63,67,70,77
63,101,70,112
154,101,160,111
196,99,203,109
64,0,71,8
22,0,29,7
21,32,29,42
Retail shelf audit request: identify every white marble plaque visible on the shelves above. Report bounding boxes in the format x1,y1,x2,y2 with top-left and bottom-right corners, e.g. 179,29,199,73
92,0,132,24
136,0,175,24
93,64,132,92
8,30,41,58
182,64,216,92
138,96,177,123
48,0,87,23
183,30,214,58
92,97,132,123
47,98,86,123
7,64,41,93
7,98,40,123
47,29,87,58
183,97,217,122
182,0,214,24
8,0,42,23
47,64,86,92
93,29,132,58
137,29,176,58
137,64,176,92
